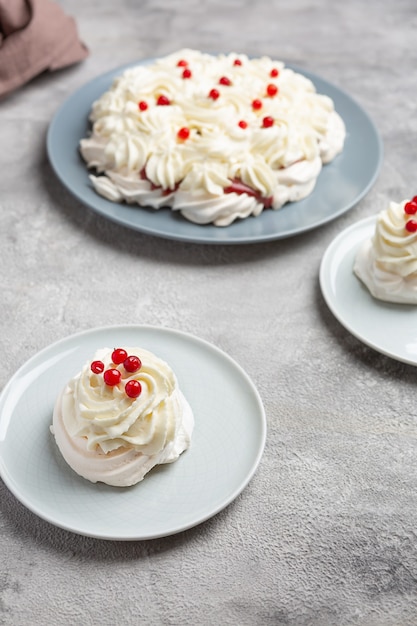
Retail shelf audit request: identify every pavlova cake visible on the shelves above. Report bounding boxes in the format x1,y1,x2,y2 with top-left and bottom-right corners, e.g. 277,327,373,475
80,49,346,226
51,347,194,487
354,196,417,303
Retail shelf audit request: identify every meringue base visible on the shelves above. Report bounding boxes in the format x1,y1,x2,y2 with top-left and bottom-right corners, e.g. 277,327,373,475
354,239,417,304
51,388,194,487
85,152,325,227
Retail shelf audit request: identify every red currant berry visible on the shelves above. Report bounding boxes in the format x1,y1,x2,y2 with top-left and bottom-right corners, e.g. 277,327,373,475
252,99,262,110
111,348,128,364
412,196,417,204
177,59,188,67
209,88,220,100
262,116,274,128
405,219,417,233
125,380,142,399
91,360,104,374
123,355,142,373
404,201,417,215
157,95,170,105
138,100,148,111
104,369,122,386
233,59,242,66
177,127,190,140
182,68,192,79
238,120,248,129
266,83,278,97
405,220,417,233
219,76,231,86
270,68,279,77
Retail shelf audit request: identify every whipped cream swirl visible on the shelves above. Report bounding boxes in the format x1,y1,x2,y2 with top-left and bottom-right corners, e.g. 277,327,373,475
80,49,346,226
51,347,194,486
354,199,417,303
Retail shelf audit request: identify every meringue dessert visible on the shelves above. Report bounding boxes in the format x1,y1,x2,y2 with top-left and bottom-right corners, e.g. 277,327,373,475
353,196,417,304
80,49,346,226
51,347,194,487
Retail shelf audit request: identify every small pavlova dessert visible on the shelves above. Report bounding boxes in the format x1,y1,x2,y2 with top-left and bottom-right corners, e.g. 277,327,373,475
354,196,417,304
51,347,194,486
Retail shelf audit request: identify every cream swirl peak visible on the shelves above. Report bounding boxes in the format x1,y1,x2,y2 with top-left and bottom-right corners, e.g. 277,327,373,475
80,49,346,226
51,347,194,487
353,196,417,304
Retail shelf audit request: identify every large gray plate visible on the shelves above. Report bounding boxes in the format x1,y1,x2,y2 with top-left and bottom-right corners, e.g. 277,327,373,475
0,326,266,540
47,58,382,244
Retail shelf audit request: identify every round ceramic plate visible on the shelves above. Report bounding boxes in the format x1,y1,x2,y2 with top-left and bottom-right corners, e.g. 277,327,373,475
320,216,417,365
0,326,266,540
47,58,382,244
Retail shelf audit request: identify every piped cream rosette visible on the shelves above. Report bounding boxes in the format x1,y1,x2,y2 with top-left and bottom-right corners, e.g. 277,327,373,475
354,196,417,303
51,347,194,487
80,49,346,226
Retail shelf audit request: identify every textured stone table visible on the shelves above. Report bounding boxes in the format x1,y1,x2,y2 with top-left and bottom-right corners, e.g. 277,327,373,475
2,1,417,624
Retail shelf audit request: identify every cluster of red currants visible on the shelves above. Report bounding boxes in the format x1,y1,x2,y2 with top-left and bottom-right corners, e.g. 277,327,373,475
90,348,142,398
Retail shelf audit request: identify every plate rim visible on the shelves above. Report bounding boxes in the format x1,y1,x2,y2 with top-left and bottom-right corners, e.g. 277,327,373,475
46,56,383,245
319,215,417,366
0,324,267,540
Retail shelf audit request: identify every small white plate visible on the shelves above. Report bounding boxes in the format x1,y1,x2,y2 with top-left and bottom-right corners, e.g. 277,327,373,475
0,326,266,540
320,216,417,365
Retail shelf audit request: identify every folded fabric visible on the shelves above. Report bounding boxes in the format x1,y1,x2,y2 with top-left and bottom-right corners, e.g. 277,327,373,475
0,0,88,98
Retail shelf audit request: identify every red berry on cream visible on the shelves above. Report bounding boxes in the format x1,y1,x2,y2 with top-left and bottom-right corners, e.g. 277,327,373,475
91,360,104,374
124,355,142,373
104,369,122,386
209,88,220,100
111,348,128,364
125,380,142,398
405,219,417,233
157,95,170,105
262,116,274,128
404,201,417,215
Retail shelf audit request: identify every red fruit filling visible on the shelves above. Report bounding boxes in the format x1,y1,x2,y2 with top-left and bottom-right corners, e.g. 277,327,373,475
139,169,273,208
224,179,273,208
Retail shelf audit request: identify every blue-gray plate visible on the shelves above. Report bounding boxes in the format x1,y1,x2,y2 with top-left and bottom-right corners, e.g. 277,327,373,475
47,59,382,244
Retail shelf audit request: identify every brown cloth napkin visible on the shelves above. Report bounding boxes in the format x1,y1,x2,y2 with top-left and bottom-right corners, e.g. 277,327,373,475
0,0,88,98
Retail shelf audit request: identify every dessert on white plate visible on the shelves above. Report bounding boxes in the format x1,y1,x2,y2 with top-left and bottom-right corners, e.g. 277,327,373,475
354,196,417,304
51,347,194,487
80,49,345,226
